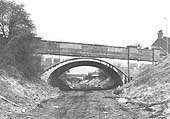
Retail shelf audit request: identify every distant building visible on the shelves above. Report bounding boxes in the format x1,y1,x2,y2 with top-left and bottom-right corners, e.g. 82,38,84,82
151,30,170,56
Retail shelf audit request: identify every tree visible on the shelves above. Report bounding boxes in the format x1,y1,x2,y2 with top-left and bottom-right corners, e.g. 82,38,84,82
0,0,35,45
0,0,41,80
134,42,142,49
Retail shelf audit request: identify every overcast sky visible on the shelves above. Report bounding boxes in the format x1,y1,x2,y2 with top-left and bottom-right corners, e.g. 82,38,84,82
14,0,170,48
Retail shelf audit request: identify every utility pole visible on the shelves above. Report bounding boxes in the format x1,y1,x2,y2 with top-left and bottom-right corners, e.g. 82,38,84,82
127,46,130,79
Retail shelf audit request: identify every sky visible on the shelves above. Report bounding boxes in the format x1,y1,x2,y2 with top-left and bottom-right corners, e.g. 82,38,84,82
13,0,170,48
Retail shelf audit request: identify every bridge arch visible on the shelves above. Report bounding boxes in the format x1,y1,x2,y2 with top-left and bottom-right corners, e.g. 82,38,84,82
41,58,130,90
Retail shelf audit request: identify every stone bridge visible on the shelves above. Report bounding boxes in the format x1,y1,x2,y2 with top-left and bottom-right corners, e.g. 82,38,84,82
30,39,162,89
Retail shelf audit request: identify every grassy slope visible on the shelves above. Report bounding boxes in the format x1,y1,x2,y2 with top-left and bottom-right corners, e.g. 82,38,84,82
120,55,170,118
0,66,60,118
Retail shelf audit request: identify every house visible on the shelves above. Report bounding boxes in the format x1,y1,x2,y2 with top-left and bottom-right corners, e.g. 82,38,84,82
151,30,170,56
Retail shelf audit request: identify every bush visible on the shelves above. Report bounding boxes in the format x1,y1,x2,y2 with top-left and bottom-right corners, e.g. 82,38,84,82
12,34,42,80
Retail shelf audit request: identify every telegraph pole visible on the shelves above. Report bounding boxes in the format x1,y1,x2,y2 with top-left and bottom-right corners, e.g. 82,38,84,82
127,46,130,78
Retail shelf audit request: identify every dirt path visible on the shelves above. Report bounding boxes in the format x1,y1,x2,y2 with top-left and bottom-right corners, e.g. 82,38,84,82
11,91,147,119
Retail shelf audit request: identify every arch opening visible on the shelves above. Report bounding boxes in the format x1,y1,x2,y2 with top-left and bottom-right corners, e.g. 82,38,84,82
48,60,123,91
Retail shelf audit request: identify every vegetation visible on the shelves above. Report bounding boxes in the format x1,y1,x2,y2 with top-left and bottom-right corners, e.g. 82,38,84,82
0,0,41,80
113,62,152,78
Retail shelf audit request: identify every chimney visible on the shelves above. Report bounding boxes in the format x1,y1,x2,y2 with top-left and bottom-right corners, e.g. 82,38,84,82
157,30,163,39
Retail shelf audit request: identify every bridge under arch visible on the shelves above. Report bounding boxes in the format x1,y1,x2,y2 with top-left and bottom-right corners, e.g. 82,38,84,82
41,58,130,91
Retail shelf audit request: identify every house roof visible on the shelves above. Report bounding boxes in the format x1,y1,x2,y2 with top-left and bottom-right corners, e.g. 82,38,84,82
152,31,170,54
